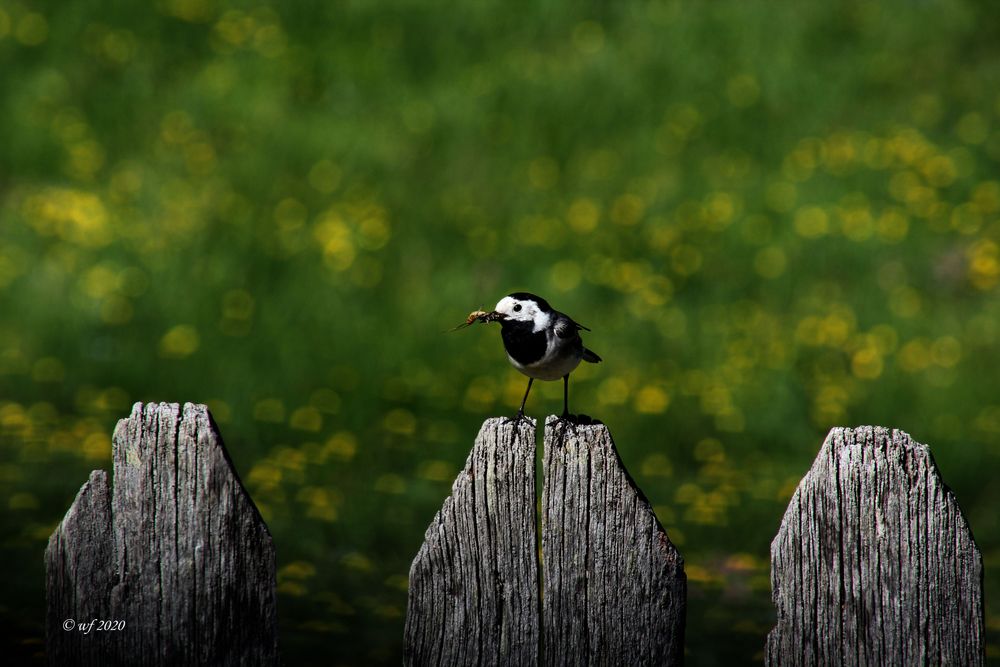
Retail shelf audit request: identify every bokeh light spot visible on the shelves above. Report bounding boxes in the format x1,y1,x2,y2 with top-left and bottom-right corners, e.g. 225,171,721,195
753,246,786,279
290,406,323,432
566,198,600,233
634,385,670,414
417,460,453,482
877,209,909,243
323,432,357,461
670,244,702,276
159,325,200,359
641,453,673,477
374,474,406,494
309,160,342,193
32,358,65,383
383,408,416,436
793,206,829,238
9,492,39,510
968,240,1000,289
341,552,373,572
851,347,883,380
528,157,559,190
16,12,48,46
550,260,582,292
931,336,962,367
358,217,391,251
254,23,287,58
254,398,286,423
572,20,604,54
765,182,797,213
726,74,760,108
610,193,644,226
956,112,989,145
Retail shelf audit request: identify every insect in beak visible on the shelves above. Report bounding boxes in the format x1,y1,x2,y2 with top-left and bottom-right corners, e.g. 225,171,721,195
446,309,502,332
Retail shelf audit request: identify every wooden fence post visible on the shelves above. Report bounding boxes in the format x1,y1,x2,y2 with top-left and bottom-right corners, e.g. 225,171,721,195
45,402,279,666
766,426,984,666
404,418,540,666
404,417,686,665
543,417,686,665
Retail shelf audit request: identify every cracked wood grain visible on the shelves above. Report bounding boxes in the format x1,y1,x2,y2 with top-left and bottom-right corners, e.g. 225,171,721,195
405,416,686,665
766,426,983,666
45,402,278,666
404,417,539,667
542,417,686,666
45,470,115,664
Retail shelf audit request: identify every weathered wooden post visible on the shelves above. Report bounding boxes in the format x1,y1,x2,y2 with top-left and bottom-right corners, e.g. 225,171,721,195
404,418,539,666
766,426,984,666
45,402,279,666
404,416,686,665
543,417,685,665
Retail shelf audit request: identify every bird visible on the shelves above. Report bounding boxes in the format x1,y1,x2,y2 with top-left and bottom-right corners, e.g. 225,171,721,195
487,292,601,420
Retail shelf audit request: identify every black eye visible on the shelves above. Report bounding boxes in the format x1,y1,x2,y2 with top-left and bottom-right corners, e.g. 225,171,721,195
513,304,522,312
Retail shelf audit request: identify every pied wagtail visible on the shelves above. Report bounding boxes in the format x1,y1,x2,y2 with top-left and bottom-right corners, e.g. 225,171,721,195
483,292,602,419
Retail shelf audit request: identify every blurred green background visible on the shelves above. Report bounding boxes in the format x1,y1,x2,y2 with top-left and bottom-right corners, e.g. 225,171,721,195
2,0,1000,663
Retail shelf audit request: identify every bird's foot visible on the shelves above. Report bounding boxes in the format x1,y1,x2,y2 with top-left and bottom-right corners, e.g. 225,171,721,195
555,410,578,426
555,412,600,426
509,409,531,426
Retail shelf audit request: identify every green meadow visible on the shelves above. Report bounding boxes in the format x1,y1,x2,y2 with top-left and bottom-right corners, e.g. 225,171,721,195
2,0,999,663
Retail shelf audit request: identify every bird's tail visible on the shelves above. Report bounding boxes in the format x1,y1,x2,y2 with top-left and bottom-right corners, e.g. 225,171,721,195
583,348,602,363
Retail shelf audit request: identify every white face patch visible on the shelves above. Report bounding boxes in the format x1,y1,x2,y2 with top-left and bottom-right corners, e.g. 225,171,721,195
495,296,552,333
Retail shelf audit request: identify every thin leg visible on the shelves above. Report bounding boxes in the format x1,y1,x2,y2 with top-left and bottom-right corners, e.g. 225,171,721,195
516,377,534,419
561,374,570,418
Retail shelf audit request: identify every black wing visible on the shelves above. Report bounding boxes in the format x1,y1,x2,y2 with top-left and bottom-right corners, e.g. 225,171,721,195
552,313,590,338
555,314,601,362
553,315,589,339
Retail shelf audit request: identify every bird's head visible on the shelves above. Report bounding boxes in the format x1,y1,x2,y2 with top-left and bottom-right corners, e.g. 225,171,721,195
493,293,552,332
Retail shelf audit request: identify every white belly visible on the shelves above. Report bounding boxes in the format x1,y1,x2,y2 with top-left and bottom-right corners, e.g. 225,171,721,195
508,348,582,381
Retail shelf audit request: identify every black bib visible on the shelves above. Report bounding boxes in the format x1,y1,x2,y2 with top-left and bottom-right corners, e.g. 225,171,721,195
500,320,547,365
